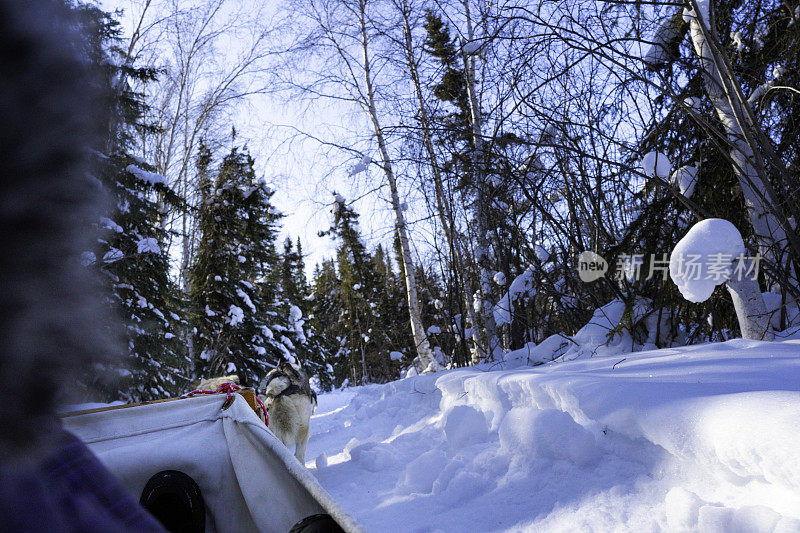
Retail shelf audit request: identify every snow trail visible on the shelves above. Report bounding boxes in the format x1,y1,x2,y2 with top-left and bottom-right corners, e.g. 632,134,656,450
306,340,800,532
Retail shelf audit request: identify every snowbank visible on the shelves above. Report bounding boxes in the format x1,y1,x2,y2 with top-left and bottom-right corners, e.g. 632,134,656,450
306,339,800,532
499,297,670,366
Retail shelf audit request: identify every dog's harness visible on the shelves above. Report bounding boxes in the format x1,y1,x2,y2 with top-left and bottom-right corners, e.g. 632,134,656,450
184,382,269,425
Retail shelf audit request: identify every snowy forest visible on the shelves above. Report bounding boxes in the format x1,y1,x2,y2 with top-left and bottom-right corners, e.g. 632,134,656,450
69,0,800,405
6,0,800,530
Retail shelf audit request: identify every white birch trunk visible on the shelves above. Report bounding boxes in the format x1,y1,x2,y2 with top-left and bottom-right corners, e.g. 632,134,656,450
400,6,455,253
400,2,472,365
357,1,440,371
468,291,484,364
461,3,500,360
686,4,774,340
726,259,773,340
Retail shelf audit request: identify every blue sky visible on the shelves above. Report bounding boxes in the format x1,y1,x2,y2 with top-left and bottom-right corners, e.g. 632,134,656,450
98,0,417,277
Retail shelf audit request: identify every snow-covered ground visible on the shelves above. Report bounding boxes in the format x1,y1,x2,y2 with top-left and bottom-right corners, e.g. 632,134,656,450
307,339,800,532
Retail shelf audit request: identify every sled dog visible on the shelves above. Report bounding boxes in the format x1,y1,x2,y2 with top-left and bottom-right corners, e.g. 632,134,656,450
260,362,317,463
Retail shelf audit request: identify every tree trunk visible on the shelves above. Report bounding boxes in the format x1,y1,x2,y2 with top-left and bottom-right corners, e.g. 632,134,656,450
357,1,440,371
400,2,471,366
726,280,772,340
460,3,500,360
686,3,775,340
726,259,773,340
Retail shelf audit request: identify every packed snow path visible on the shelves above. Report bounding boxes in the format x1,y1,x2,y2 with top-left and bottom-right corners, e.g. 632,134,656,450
306,339,800,532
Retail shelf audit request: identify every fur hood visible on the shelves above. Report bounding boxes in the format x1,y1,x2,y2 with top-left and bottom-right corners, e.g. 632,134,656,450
0,0,116,460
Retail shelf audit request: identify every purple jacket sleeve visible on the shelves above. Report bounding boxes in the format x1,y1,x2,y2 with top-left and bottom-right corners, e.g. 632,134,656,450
0,428,166,532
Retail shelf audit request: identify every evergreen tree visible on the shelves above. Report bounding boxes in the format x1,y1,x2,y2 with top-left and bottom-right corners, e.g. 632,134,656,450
307,259,344,389
279,237,303,312
294,237,311,314
423,10,533,357
316,195,402,384
274,236,334,391
625,0,800,341
423,11,469,122
422,11,473,189
76,3,187,401
188,145,291,386
90,156,189,401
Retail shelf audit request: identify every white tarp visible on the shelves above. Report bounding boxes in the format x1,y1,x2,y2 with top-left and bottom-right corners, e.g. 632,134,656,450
63,394,364,533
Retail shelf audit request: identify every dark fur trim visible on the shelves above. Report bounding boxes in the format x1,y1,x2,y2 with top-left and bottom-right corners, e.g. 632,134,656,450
0,0,115,459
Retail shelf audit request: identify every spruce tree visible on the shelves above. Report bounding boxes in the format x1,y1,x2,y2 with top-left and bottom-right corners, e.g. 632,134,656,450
317,196,405,384
422,10,473,188
76,3,188,401
274,236,334,391
308,259,344,388
279,237,302,312
90,156,189,401
423,10,533,356
294,237,311,315
370,244,414,373
188,145,290,386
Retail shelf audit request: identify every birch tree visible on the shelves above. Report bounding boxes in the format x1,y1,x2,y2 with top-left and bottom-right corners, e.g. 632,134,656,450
494,0,798,340
640,0,800,339
118,0,285,288
392,0,473,365
284,0,440,371
459,1,500,361
358,0,440,371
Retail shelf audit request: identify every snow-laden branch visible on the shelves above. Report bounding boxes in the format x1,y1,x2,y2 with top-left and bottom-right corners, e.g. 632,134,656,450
643,8,686,71
670,219,772,340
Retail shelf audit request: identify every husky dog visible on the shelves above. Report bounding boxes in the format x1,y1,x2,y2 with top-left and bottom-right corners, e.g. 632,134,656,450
260,362,317,463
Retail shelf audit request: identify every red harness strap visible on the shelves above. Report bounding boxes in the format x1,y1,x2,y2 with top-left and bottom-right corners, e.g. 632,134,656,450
184,381,240,401
183,382,269,426
255,395,269,426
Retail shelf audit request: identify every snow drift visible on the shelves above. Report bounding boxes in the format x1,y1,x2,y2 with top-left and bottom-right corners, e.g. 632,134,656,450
306,338,800,532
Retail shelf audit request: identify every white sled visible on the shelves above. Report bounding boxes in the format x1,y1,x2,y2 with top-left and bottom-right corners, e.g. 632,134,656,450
62,391,363,533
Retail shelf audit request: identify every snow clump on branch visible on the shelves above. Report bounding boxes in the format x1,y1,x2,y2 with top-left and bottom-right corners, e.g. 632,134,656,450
683,0,710,25
137,237,160,255
227,305,244,327
348,155,372,176
462,40,482,55
683,97,702,112
669,218,745,302
126,164,165,186
641,152,672,179
535,245,550,263
671,165,699,197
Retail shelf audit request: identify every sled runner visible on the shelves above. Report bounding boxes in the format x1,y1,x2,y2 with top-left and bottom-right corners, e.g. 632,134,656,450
62,390,363,533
